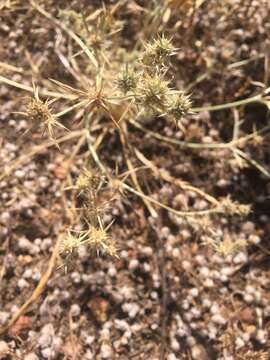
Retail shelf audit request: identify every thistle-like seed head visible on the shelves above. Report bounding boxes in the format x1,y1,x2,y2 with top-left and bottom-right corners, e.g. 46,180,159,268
143,35,176,66
207,236,247,257
59,231,84,255
25,97,67,143
116,67,137,94
218,197,251,216
87,227,118,258
76,168,102,192
26,98,52,125
138,74,170,113
169,92,192,121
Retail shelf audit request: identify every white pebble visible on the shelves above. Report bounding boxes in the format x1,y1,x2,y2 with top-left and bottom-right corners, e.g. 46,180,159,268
38,324,54,348
199,267,210,278
204,278,214,288
172,248,180,257
212,314,227,325
242,221,255,234
186,336,196,347
141,246,153,257
195,255,205,265
242,333,250,342
235,337,245,349
189,288,199,297
84,350,94,359
221,267,234,276
0,341,9,357
243,293,254,304
254,291,262,303
233,252,248,264
245,285,256,294
17,278,29,289
119,286,133,300
0,312,9,325
182,299,190,310
143,263,151,272
24,354,39,360
168,354,177,360
128,259,139,271
171,338,180,351
100,343,114,359
70,304,81,317
41,348,54,359
190,308,201,319
248,234,261,245
108,267,117,277
210,303,220,315
182,260,191,270
151,291,158,300
202,299,211,308
23,269,33,279
256,329,267,344
115,319,129,332
122,302,140,319
220,274,228,282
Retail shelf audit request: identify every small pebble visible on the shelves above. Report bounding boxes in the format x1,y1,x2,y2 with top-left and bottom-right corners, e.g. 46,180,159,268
186,336,196,347
168,354,177,360
0,312,9,325
233,252,248,264
41,348,54,359
256,329,267,344
0,341,9,358
70,304,81,317
128,259,139,271
107,267,117,277
191,344,208,360
171,338,180,352
189,288,199,297
17,278,29,289
100,343,114,359
24,354,39,360
235,337,245,349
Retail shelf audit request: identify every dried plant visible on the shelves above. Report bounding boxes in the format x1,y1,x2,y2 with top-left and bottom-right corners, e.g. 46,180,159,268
0,0,260,268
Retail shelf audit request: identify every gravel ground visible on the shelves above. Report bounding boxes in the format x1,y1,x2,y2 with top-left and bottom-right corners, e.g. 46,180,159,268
0,1,270,359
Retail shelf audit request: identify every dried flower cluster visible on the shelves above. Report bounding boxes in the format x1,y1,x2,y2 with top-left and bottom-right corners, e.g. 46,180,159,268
206,235,247,257
21,85,67,143
218,196,251,217
60,169,118,263
116,36,192,124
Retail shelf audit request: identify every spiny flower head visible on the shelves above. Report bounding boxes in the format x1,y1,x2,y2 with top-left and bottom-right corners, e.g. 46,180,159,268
26,98,52,125
218,196,251,216
116,66,137,94
59,231,85,255
25,95,67,144
138,74,170,113
76,168,102,192
87,227,118,258
206,235,247,257
169,92,192,121
143,35,176,66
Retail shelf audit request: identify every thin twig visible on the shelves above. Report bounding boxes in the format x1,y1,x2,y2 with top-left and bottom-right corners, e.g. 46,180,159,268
0,75,76,100
30,0,98,69
134,148,219,206
155,225,168,360
119,125,158,217
130,118,270,150
192,92,265,112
